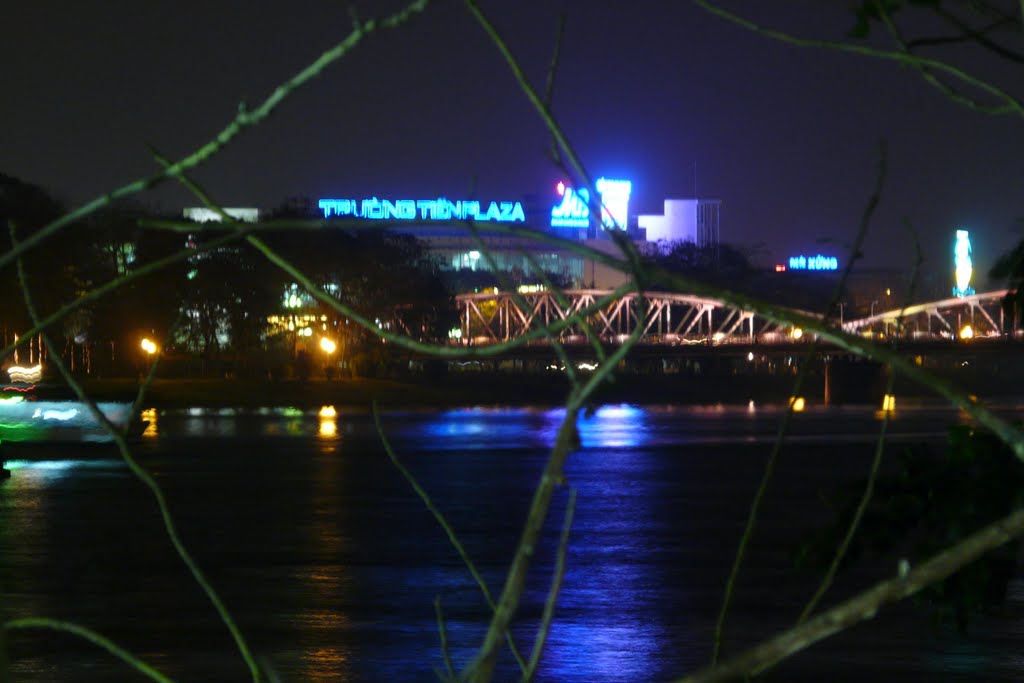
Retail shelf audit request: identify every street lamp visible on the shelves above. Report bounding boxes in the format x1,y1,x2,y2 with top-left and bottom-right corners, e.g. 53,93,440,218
320,337,337,379
140,338,157,355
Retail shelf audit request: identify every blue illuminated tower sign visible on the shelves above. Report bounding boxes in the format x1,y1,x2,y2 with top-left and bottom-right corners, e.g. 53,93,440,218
953,229,974,297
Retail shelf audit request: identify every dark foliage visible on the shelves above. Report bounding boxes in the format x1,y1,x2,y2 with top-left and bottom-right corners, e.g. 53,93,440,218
796,425,1024,631
990,235,1024,327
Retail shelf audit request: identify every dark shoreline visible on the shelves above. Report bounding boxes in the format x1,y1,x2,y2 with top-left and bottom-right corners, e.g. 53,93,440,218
60,371,1020,410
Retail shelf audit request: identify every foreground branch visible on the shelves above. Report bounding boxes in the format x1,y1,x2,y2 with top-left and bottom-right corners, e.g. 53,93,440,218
678,508,1024,683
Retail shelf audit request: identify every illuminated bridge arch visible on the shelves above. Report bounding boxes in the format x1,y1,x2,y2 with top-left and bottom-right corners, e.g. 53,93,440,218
841,290,1017,339
454,289,797,346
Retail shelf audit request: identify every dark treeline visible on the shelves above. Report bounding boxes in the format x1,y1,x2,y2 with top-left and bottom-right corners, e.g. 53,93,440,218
0,176,455,379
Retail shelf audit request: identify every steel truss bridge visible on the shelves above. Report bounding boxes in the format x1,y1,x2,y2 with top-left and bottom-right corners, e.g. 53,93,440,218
454,289,1019,347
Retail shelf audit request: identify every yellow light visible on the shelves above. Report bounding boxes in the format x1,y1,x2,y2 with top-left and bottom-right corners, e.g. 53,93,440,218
7,364,43,383
140,338,157,355
882,394,896,412
141,408,158,438
320,337,337,354
791,328,803,340
319,405,337,418
789,396,806,412
319,420,337,438
959,325,974,340
886,288,891,296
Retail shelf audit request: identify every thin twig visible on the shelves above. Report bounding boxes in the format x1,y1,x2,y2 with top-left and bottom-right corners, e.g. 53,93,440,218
711,141,888,663
796,226,924,627
875,1,1008,114
435,596,456,681
523,488,577,682
544,13,567,165
465,223,580,388
693,0,1024,116
462,314,645,683
463,0,650,291
677,508,1024,683
128,311,183,428
795,373,895,629
520,250,608,365
4,618,171,683
372,405,528,673
543,14,566,111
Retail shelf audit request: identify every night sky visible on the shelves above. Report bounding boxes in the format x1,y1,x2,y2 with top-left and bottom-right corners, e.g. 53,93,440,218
4,1,1022,281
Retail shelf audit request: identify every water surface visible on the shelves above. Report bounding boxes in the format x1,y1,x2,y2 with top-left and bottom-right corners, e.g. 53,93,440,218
3,402,1023,681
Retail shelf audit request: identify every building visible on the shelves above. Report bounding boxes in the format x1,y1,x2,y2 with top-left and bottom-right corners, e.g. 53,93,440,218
637,199,721,249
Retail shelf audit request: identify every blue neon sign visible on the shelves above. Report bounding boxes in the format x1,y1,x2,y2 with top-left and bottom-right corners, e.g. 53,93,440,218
550,182,590,228
550,178,632,230
596,178,631,230
317,197,526,223
788,255,838,271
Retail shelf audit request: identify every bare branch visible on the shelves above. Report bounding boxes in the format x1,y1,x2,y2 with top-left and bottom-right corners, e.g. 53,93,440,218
463,316,646,682
4,618,171,683
874,1,1013,114
373,405,528,673
434,596,456,682
523,488,577,682
693,0,1024,116
677,508,1024,683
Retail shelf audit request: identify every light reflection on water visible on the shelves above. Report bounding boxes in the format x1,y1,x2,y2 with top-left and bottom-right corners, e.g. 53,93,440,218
6,403,1023,680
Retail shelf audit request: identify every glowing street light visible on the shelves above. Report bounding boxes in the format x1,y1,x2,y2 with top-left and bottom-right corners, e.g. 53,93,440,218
140,338,158,355
319,337,337,354
959,325,974,340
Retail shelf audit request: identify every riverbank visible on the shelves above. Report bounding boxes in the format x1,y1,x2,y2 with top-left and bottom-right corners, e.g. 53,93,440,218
66,374,827,409
58,368,1020,409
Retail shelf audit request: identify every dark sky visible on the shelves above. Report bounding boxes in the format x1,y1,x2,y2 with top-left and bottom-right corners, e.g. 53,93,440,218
3,1,1022,281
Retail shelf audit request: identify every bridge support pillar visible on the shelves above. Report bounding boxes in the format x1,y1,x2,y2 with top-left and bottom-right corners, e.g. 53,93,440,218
824,357,888,406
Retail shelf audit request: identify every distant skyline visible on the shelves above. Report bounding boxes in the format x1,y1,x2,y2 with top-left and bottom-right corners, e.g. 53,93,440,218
3,1,1022,282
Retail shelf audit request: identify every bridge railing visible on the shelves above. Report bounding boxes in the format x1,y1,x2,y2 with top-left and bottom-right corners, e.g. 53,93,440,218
454,288,1020,347
454,289,808,346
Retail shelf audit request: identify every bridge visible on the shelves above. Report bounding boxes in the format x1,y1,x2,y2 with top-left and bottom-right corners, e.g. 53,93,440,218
454,288,1020,347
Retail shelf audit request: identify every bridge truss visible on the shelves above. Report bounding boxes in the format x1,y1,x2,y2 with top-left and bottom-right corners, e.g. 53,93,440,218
455,289,797,346
841,290,1016,339
455,289,1020,346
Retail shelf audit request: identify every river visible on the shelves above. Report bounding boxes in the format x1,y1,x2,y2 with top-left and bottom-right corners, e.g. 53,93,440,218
2,402,1023,681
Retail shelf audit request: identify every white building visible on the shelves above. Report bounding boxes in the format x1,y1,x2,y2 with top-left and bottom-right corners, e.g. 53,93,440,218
638,199,720,248
183,207,260,223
